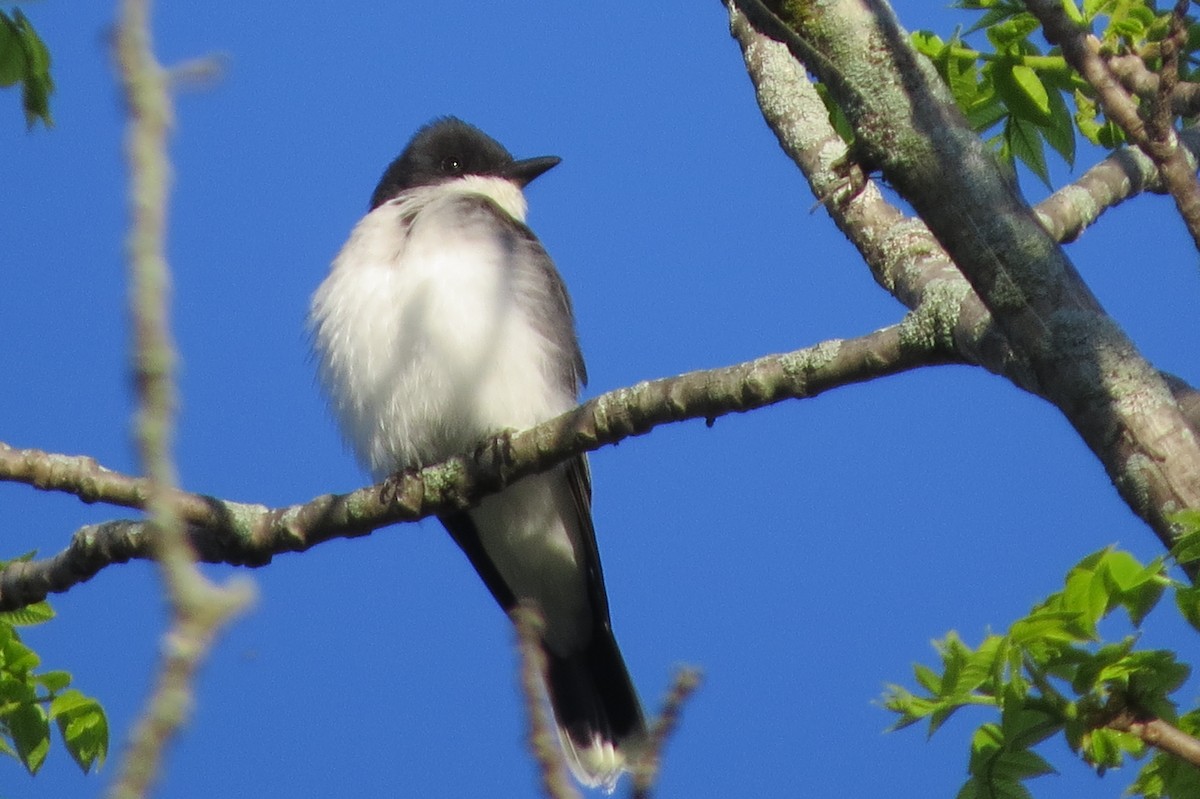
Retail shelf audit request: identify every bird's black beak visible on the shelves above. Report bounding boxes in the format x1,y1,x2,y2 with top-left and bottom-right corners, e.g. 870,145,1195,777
503,155,561,187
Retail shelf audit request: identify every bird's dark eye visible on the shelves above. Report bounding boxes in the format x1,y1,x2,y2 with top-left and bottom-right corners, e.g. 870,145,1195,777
440,157,462,174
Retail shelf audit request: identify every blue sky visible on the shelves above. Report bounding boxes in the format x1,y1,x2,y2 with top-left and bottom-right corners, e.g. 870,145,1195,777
3,2,1199,797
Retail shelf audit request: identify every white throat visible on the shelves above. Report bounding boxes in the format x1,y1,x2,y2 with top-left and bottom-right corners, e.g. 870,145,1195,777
427,174,528,222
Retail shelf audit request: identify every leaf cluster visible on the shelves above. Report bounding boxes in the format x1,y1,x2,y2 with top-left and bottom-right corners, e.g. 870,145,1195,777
0,555,107,776
0,7,52,128
911,0,1200,185
884,538,1200,799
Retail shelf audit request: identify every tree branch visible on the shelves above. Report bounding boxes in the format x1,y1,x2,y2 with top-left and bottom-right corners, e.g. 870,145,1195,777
513,605,581,799
630,668,703,799
1107,712,1200,769
0,322,953,611
1107,53,1200,118
108,1,252,797
1034,131,1200,245
727,2,1200,426
1025,0,1200,252
728,2,1032,385
730,0,1200,555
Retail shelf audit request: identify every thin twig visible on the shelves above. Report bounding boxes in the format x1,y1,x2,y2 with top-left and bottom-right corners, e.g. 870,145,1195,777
107,1,253,797
631,668,703,799
513,604,581,799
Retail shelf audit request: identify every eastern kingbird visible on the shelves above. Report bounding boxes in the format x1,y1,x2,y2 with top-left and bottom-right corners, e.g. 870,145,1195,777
310,117,645,790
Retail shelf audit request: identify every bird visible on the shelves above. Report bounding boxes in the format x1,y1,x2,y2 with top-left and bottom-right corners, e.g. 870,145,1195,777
309,117,645,790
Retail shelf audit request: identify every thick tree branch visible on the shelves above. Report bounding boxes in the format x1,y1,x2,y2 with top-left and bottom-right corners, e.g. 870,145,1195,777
729,3,1031,386
1025,0,1200,252
730,0,1200,554
0,322,954,611
727,3,1200,425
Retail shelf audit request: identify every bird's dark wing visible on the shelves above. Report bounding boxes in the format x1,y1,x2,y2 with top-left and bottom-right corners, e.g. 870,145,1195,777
438,511,517,611
564,455,613,628
438,457,612,633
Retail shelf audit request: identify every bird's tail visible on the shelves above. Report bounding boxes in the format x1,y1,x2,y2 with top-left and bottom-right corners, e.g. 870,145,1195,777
544,626,646,793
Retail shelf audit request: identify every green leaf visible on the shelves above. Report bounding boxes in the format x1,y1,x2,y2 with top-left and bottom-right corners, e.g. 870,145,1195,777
958,1,1032,36
998,747,1056,781
967,722,1004,764
1073,88,1125,149
965,92,1008,133
964,722,1055,797
910,30,946,60
1108,11,1149,42
0,9,53,128
911,29,987,114
49,689,94,719
928,704,964,737
951,634,1003,697
1059,552,1113,632
0,14,25,87
1175,536,1200,566
0,601,56,627
1039,77,1075,166
1169,512,1200,564
1000,685,1062,748
1061,1,1085,25
55,696,107,773
1009,609,1086,649
7,701,49,774
937,632,973,692
19,13,50,78
1124,652,1189,721
1172,509,1200,535
0,672,36,708
914,663,942,694
1121,579,1167,628
956,775,1034,799
1097,551,1167,627
985,14,1041,49
1174,584,1200,633
1008,64,1051,119
945,55,984,110
0,632,41,675
813,82,854,145
992,60,1051,129
0,551,37,571
1070,637,1136,694
1082,727,1143,774
1100,549,1149,591
35,670,71,693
